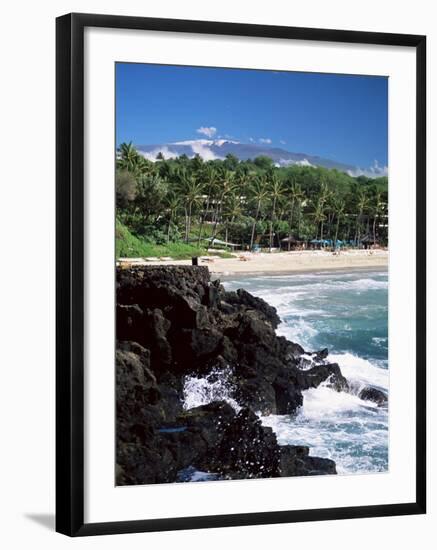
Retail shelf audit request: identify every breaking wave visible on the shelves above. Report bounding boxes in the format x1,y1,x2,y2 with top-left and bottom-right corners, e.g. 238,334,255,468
224,269,389,474
183,366,241,412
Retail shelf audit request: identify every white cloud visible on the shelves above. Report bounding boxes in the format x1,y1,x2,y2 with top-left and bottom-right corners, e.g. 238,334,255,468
139,146,180,162
196,126,217,138
259,138,272,144
139,140,228,162
249,137,255,143
173,139,212,146
280,140,286,145
190,142,223,161
277,158,314,167
297,159,315,167
214,139,239,146
347,160,388,178
277,159,294,166
295,158,314,167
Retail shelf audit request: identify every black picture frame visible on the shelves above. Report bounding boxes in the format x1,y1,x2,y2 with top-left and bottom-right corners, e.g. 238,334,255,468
56,12,426,537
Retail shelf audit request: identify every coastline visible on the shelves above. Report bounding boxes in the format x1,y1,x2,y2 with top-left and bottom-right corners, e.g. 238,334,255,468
118,249,388,277
116,265,344,484
116,264,388,483
216,264,388,281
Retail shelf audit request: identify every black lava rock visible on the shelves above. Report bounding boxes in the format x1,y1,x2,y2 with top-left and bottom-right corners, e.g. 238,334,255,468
116,266,344,484
359,386,388,406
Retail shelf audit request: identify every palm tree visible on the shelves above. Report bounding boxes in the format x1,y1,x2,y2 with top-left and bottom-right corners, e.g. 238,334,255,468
318,181,331,241
117,142,141,173
295,192,307,240
355,189,369,245
249,177,268,250
186,178,204,243
197,163,217,247
268,173,287,252
176,170,204,242
319,180,330,203
165,192,181,243
134,172,167,225
286,181,304,250
210,170,237,242
372,191,385,245
312,199,327,241
222,192,242,246
234,170,252,200
333,198,346,245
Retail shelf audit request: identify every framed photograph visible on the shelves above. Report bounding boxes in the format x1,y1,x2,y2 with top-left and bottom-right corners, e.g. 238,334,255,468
56,13,426,536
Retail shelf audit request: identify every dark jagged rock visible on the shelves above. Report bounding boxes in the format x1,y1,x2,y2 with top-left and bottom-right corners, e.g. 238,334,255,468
359,386,388,406
116,341,167,485
279,445,337,476
158,429,209,473
173,327,223,364
202,408,281,479
313,348,329,361
178,401,236,448
117,441,177,485
273,374,305,415
226,288,281,328
278,336,305,361
236,376,278,415
156,371,184,421
117,306,173,369
116,341,163,434
299,455,337,475
296,363,349,392
116,266,345,485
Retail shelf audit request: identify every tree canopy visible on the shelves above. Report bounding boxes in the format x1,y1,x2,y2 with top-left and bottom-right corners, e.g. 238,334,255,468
115,143,388,256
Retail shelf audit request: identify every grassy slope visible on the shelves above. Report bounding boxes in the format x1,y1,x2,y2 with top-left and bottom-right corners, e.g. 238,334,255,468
116,219,232,259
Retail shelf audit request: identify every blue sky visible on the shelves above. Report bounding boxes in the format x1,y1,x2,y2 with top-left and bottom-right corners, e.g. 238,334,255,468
116,63,388,169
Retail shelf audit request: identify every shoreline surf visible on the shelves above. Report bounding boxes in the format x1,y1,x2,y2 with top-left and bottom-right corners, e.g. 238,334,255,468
216,264,388,281
118,249,389,278
221,268,389,474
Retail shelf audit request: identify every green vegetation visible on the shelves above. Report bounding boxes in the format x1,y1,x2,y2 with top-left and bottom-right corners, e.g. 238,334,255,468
116,142,388,259
116,219,150,257
116,219,209,259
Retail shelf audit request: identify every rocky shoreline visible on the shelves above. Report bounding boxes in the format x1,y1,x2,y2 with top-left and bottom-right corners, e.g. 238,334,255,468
116,266,372,485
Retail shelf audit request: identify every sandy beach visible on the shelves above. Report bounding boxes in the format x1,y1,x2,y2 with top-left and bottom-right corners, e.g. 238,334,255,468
118,249,388,276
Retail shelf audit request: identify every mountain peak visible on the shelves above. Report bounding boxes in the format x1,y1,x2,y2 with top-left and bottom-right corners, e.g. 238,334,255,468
172,139,240,147
134,140,387,178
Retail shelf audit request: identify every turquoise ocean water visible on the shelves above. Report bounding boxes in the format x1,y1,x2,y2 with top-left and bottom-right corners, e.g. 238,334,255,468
223,269,389,475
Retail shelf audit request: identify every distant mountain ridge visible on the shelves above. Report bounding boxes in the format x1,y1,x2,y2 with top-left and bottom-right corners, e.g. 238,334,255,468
133,139,386,178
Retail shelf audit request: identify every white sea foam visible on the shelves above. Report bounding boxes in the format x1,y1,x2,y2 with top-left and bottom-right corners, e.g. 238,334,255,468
372,336,388,347
233,275,387,308
182,367,241,412
260,349,389,474
300,386,378,418
176,466,220,482
262,385,388,474
331,278,388,291
203,271,389,474
277,319,318,349
253,288,307,308
328,352,388,392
